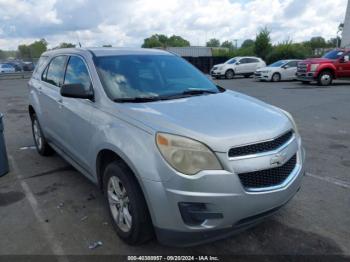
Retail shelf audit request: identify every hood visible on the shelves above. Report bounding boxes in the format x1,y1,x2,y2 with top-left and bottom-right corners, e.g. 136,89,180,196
118,90,292,152
256,66,274,72
301,58,333,64
213,63,224,68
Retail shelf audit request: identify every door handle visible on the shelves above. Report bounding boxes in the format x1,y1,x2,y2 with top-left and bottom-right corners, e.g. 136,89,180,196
57,98,63,103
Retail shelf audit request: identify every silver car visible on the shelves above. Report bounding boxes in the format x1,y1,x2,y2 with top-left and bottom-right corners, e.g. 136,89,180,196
28,48,305,246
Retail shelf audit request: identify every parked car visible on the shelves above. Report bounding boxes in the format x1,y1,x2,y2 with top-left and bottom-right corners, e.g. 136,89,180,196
0,63,15,73
255,60,301,82
22,61,35,71
296,49,350,86
211,57,266,79
6,61,23,72
28,48,305,246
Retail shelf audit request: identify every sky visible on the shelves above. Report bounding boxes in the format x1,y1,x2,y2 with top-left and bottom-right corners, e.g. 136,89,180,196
0,0,347,50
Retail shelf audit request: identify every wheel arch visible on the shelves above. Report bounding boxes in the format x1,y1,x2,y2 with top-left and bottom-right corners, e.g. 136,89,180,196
28,105,35,120
317,66,336,79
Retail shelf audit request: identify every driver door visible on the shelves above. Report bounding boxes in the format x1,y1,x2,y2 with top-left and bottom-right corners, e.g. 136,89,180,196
337,52,350,78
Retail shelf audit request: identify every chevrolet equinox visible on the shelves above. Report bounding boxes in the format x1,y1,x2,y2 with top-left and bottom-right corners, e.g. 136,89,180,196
28,48,305,246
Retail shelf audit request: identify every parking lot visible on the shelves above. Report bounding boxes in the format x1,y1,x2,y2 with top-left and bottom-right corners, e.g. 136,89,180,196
0,77,349,257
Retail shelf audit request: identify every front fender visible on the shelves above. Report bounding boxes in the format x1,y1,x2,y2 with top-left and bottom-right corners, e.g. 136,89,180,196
89,118,173,183
315,64,336,78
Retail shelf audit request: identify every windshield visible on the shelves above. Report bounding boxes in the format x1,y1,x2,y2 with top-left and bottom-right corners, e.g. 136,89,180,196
225,58,237,64
95,55,220,101
322,50,344,59
268,60,286,67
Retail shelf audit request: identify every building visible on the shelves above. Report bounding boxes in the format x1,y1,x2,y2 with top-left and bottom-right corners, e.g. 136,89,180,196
342,0,350,47
164,46,212,57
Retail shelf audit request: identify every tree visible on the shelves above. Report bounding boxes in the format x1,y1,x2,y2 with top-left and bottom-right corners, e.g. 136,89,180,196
254,27,272,60
206,38,220,47
29,39,48,58
241,39,255,48
0,50,6,60
265,41,308,64
167,35,190,47
18,44,31,59
59,42,76,48
221,40,234,50
142,34,190,48
309,36,327,50
18,39,48,59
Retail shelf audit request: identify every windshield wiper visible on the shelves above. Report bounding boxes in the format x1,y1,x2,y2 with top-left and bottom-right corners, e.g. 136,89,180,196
181,89,218,95
113,96,161,103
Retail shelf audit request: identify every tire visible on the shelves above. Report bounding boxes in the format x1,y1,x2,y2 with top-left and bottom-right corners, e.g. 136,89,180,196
103,161,153,245
271,73,281,82
31,114,54,156
225,69,235,79
317,70,333,86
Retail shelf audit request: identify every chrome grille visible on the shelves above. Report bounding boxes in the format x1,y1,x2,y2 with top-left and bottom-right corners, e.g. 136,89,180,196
228,130,293,158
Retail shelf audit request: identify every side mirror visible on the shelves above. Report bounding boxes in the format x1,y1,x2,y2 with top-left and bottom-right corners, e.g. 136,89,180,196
343,55,349,62
282,65,289,69
236,62,241,65
60,83,94,100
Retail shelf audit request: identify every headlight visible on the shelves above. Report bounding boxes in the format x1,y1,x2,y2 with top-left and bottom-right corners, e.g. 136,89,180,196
156,133,222,175
279,109,299,135
310,64,319,72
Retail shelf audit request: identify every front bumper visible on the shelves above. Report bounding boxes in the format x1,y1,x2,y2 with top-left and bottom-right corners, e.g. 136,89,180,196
210,70,225,77
141,143,305,246
296,72,317,81
254,72,271,81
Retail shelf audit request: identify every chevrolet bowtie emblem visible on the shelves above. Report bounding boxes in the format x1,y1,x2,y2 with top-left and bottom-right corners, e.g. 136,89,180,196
270,152,287,166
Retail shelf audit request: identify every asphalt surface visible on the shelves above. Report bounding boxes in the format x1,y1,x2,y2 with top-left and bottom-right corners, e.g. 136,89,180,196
0,77,349,257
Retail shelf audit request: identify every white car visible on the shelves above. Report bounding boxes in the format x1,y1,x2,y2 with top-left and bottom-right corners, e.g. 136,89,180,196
0,63,15,74
254,60,301,82
211,57,266,79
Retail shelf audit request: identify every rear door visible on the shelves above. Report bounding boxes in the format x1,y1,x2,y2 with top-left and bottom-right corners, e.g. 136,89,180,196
247,58,260,72
236,58,250,73
39,55,68,147
59,55,95,173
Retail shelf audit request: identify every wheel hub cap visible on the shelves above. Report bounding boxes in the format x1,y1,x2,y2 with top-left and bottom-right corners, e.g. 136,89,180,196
108,176,132,232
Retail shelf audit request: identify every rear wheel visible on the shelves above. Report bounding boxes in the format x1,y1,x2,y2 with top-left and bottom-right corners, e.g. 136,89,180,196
317,71,333,86
31,114,53,156
103,161,153,245
271,73,281,82
225,69,235,79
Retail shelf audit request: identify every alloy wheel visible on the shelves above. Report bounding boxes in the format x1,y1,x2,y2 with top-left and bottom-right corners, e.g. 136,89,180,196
107,176,132,232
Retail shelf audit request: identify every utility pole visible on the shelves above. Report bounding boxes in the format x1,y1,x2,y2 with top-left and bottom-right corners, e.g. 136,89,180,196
233,39,238,49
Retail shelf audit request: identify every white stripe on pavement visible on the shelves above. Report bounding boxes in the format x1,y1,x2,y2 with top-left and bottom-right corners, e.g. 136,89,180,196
9,156,68,261
306,172,350,190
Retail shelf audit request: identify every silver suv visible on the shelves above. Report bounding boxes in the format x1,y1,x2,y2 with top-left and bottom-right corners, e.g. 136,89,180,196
28,48,305,246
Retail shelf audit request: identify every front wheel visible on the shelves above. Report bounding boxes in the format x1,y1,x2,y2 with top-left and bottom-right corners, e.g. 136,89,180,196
103,161,153,245
225,70,235,79
271,73,281,82
317,71,333,86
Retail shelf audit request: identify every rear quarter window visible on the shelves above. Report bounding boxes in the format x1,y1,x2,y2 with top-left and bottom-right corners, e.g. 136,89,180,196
32,56,49,80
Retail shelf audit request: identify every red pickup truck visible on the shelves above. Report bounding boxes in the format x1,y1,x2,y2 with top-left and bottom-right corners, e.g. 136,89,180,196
296,49,350,86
